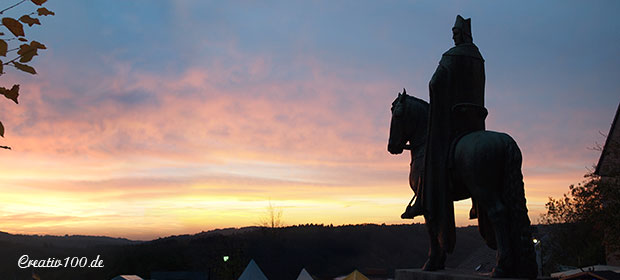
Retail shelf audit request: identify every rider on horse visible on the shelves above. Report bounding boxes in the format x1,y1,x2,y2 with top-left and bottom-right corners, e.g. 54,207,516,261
402,15,487,254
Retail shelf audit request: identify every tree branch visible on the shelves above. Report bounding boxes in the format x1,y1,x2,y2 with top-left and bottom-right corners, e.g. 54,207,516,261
2,48,36,65
0,0,27,15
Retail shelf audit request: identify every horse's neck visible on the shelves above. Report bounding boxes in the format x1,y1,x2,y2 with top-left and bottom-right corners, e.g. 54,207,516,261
407,97,428,152
409,120,426,162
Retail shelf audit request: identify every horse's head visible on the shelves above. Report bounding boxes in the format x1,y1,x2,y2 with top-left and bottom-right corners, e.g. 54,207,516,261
388,89,414,155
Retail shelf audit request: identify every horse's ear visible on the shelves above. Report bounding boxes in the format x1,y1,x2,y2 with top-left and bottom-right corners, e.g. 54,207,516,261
398,92,401,97
403,88,407,96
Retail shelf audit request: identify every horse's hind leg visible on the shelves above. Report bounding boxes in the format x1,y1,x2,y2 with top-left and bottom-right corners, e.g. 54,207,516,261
421,215,446,271
469,198,477,219
487,202,514,277
457,132,537,278
459,163,514,276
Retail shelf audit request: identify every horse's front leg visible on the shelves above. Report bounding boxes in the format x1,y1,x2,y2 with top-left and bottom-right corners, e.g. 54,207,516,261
402,153,425,219
422,215,446,271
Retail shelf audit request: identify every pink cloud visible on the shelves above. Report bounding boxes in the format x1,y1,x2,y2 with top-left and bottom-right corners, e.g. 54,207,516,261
0,39,601,238
1,52,400,166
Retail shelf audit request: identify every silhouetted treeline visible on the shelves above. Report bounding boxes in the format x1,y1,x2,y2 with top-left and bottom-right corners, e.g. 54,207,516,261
0,224,492,280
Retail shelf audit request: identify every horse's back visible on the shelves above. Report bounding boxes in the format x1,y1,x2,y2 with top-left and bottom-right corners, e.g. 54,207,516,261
453,130,520,189
457,130,519,159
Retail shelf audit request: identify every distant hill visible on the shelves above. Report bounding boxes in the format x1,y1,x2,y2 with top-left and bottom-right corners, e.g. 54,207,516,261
0,224,506,280
0,230,139,248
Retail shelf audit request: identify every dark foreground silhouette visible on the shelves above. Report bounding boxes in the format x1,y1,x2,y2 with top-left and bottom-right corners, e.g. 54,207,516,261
0,224,499,280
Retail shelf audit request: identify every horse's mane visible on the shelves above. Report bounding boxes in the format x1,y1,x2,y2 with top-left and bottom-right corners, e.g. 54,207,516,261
403,95,429,148
405,95,429,122
406,95,429,109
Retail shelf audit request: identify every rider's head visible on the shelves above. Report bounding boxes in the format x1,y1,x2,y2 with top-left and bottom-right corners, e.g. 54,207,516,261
452,15,473,45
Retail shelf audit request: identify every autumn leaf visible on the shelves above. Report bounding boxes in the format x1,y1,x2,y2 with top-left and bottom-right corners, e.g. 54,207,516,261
17,41,46,63
0,84,19,104
18,43,37,63
6,84,19,104
18,37,27,42
0,60,3,73
0,121,4,137
19,15,41,27
30,40,46,49
2,18,25,37
13,61,36,74
0,40,6,56
37,7,54,16
18,44,33,55
31,0,47,5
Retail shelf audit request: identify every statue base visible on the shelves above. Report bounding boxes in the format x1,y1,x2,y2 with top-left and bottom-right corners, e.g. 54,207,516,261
395,268,548,280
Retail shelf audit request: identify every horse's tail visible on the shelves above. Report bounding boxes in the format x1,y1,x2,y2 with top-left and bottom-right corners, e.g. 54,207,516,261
502,135,538,278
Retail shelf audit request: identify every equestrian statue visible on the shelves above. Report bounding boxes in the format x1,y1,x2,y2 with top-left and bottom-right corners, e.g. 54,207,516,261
387,15,538,278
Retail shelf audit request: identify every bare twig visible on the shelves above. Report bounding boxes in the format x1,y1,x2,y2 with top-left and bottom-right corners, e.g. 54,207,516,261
2,48,36,65
0,0,27,15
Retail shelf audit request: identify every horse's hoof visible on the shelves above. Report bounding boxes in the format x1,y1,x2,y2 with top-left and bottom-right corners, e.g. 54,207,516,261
490,266,509,278
421,257,445,271
421,260,437,271
421,263,444,271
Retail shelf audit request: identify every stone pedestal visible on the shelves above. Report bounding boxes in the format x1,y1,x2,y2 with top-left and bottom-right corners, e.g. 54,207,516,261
395,268,540,280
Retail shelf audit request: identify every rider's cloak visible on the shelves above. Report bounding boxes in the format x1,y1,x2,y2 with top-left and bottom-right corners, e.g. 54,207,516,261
424,42,485,253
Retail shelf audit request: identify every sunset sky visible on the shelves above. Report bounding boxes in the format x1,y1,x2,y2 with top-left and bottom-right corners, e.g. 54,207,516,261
0,1,618,240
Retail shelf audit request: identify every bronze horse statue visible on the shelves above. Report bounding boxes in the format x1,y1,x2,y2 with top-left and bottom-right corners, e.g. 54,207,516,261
388,91,538,278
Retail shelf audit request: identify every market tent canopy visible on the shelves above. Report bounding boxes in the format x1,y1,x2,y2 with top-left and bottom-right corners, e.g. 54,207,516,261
296,268,314,280
342,270,369,280
238,259,268,280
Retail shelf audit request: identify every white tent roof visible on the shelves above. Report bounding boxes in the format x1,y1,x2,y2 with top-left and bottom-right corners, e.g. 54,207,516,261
238,259,269,280
111,276,143,280
296,268,313,280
